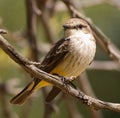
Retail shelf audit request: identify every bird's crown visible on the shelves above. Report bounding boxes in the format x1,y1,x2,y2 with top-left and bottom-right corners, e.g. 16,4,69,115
63,18,88,30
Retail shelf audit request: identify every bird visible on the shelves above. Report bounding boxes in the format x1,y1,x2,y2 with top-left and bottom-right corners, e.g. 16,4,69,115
10,18,96,105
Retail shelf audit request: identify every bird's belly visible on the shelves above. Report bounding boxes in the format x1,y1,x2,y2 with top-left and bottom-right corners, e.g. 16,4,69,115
51,47,95,77
51,54,90,77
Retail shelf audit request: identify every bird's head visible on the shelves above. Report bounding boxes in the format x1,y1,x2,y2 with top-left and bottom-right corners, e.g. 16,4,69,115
63,18,92,38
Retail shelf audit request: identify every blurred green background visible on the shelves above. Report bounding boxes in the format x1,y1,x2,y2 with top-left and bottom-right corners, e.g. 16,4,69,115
0,0,120,118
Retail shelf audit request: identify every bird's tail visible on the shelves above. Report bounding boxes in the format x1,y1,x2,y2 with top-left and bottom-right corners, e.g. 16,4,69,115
10,79,51,105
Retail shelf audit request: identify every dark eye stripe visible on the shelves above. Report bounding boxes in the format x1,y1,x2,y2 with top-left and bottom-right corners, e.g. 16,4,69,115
63,24,87,30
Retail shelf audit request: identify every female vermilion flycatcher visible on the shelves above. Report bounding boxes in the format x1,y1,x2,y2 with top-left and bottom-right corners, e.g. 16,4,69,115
10,18,96,105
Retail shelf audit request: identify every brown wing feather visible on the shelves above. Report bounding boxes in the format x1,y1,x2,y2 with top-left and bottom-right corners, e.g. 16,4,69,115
39,38,70,73
40,38,70,103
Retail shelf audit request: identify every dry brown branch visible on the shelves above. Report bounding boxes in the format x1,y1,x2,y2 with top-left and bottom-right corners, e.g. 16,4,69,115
25,0,39,61
63,0,120,65
0,32,120,112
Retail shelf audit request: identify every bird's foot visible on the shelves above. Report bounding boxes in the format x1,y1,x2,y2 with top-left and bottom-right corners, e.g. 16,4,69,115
53,73,77,89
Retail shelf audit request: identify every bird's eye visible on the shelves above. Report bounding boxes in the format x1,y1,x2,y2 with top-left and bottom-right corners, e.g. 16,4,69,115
78,24,83,29
78,24,87,29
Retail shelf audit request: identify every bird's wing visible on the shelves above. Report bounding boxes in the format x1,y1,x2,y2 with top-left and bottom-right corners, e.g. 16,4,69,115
39,38,70,103
39,38,70,73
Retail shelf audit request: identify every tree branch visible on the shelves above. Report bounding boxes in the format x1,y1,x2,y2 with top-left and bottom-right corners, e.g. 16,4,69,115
25,0,39,61
0,32,120,112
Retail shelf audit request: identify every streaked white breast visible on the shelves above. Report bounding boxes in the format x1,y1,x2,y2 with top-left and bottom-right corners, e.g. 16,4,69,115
51,32,96,77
